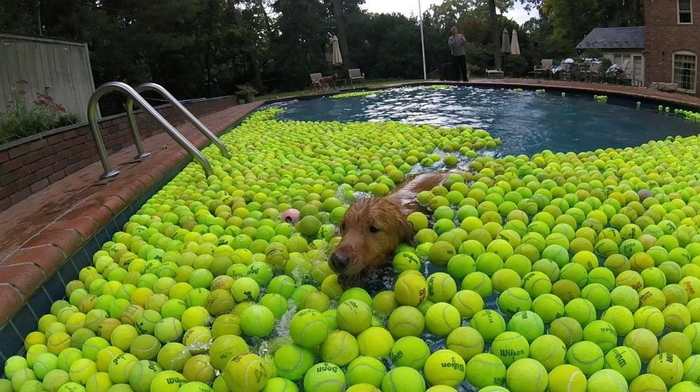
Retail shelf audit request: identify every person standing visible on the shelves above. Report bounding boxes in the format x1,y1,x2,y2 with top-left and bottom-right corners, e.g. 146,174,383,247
448,26,468,81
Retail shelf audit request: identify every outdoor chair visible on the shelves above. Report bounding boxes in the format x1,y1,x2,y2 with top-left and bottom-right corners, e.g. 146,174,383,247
581,62,603,83
529,59,553,78
557,61,571,81
348,68,366,87
310,73,323,91
486,69,505,78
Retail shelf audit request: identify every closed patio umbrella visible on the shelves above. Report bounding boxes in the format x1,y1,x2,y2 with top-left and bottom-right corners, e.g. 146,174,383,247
510,30,521,56
331,35,343,66
501,28,511,54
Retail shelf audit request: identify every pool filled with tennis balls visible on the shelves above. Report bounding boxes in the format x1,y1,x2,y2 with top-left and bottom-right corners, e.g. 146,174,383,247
6,103,700,392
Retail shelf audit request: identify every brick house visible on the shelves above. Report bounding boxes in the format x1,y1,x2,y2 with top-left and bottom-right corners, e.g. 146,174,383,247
644,0,699,95
576,27,646,84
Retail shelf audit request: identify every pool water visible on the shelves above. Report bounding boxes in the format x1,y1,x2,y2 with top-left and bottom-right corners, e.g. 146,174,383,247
276,86,700,156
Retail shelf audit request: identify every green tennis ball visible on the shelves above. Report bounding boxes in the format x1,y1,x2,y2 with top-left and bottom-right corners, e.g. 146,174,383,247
445,327,484,362
428,241,457,267
560,264,588,287
94,347,121,373
521,271,552,297
129,335,160,360
357,327,394,359
69,358,97,385
126,360,161,392
372,291,398,316
223,353,270,392
180,307,210,330
345,356,386,388
336,300,372,335
303,362,346,392
465,353,506,389
273,344,314,381
582,320,617,353
624,328,659,361
11,368,38,392
475,252,504,276
461,271,493,297
648,353,684,388
660,332,693,361
450,290,484,318
663,284,689,305
507,311,544,343
531,293,565,323
34,353,59,380
628,374,667,392
240,304,276,338
182,355,215,384
634,306,666,335
209,335,248,371
393,274,428,306
551,279,581,304
616,270,644,291
548,364,586,392
639,287,667,310
107,353,138,384
490,332,529,366
426,272,457,302
393,251,422,273
320,331,360,367
603,346,641,382
664,303,692,332
424,303,460,337
505,358,547,392
157,342,191,371
260,378,298,392
204,290,234,316
497,287,532,315
565,341,604,377
470,309,506,342
610,285,640,312
586,369,628,392
5,355,29,379
600,305,635,336
580,283,611,310
564,298,596,327
154,317,184,344
529,335,567,372
289,309,329,348
422,349,465,387
380,367,425,392
446,255,476,281
389,336,431,369
43,369,71,392
387,306,424,339
57,382,86,392
149,370,187,392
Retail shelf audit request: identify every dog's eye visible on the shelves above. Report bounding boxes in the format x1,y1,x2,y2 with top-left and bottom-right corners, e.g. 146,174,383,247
341,223,346,232
369,225,380,233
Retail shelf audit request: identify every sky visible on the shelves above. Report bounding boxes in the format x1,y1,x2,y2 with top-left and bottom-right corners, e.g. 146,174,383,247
361,0,537,25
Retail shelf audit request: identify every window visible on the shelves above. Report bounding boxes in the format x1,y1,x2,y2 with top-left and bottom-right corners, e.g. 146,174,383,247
679,0,692,24
673,52,697,93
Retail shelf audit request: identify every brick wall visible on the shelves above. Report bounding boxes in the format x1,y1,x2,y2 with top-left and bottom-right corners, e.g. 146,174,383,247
0,96,238,212
644,0,700,96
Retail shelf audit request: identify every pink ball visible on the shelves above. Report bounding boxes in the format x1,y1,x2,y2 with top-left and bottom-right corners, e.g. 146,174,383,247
281,209,300,224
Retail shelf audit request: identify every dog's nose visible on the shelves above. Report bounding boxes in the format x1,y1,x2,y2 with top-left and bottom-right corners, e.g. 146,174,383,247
330,252,349,272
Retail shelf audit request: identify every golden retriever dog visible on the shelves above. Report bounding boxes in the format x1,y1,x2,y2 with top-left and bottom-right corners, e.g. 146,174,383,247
319,74,337,90
329,172,450,284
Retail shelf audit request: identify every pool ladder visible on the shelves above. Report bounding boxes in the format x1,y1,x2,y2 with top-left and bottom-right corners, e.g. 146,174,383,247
87,81,230,179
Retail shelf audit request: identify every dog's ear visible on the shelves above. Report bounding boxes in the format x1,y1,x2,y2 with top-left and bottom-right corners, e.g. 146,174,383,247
398,216,416,246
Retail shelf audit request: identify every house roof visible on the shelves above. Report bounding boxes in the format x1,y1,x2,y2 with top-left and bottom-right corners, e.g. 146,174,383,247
575,26,645,50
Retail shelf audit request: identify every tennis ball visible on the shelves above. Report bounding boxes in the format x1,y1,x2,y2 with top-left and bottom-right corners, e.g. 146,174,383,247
505,358,547,392
628,373,667,392
446,254,477,281
357,327,394,359
344,384,380,392
380,367,425,392
422,349,465,387
465,353,506,389
157,342,191,371
587,369,628,392
289,309,329,348
445,326,483,362
603,346,642,382
204,290,234,316
600,305,635,336
69,359,98,385
426,272,457,302
48,332,72,355
126,360,161,392
94,347,122,373
240,304,276,338
604,254,630,276
6,355,29,379
624,328,659,361
551,279,581,304
149,370,187,392
57,382,85,392
393,274,428,306
648,353,684,388
303,362,346,392
507,311,544,343
521,271,552,298
564,298,596,327
128,335,160,361
336,300,372,335
660,332,693,361
108,353,138,384
450,290,484,318
581,283,611,310
497,287,532,315
345,356,386,388
664,303,692,331
634,306,666,335
664,284,689,305
529,335,567,371
611,285,640,312
372,291,397,316
531,292,564,322
424,303,461,337
390,336,431,369
470,309,506,342
209,335,248,371
683,355,700,384
181,355,215,384
393,251,422,273
547,364,586,392
320,330,359,366
222,353,270,392
180,307,210,331
681,276,700,299
428,241,456,267
640,287,667,310
154,317,184,344
43,369,71,392
273,344,314,381
582,320,618,353
210,314,241,338
490,332,529,366
339,287,372,307
387,306,424,339
565,341,604,377
34,352,59,380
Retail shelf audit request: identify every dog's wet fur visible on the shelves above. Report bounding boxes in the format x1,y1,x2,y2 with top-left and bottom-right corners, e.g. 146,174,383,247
329,172,450,286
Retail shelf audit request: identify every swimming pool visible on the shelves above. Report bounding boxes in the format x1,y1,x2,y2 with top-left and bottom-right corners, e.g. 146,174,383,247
5,84,700,392
277,86,700,155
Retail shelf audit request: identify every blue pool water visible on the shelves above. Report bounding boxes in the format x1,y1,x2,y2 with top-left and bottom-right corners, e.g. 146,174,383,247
275,86,700,156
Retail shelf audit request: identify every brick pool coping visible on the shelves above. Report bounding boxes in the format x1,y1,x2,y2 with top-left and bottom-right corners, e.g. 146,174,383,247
1,78,699,325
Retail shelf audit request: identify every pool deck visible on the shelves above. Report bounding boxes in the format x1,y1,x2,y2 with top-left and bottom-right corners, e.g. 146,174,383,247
1,78,700,324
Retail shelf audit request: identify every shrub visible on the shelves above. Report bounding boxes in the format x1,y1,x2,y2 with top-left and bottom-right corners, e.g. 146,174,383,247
0,80,79,144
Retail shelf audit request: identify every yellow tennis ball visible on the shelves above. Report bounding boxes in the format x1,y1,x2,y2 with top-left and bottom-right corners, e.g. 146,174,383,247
497,287,532,316
57,382,85,392
209,314,241,339
505,358,547,392
465,353,506,389
127,360,161,392
47,332,72,355
548,364,586,392
448,290,482,320
273,344,314,381
521,271,552,298
564,298,596,327
660,332,693,361
587,369,628,392
507,311,545,343
648,353,684,388
426,272,457,302
634,306,666,335
69,359,97,385
422,349,465,387
149,370,187,392
445,326,484,362
531,293,564,323
380,366,425,392
107,353,138,384
205,289,234,316
582,320,618,353
44,369,71,392
529,335,567,372
628,373,667,392
158,342,192,371
490,332,529,366
303,362,346,392
33,353,59,380
223,353,270,392
551,279,581,304
357,327,394,359
320,330,360,367
240,304,276,338
664,303,692,332
336,299,372,335
129,334,161,361
389,336,431,369
565,341,604,377
600,305,635,336
424,303,461,337
182,355,215,384
180,307,210,331
603,346,641,382
387,306,425,339
623,328,659,361
95,347,122,373
289,309,329,348
154,317,184,344
345,356,386,388
393,274,428,306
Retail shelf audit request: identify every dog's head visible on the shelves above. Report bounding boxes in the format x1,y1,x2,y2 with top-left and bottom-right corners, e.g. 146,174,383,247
329,197,415,282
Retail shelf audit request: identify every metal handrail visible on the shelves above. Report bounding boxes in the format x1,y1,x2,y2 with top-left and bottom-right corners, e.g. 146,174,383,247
127,83,230,158
87,81,213,179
